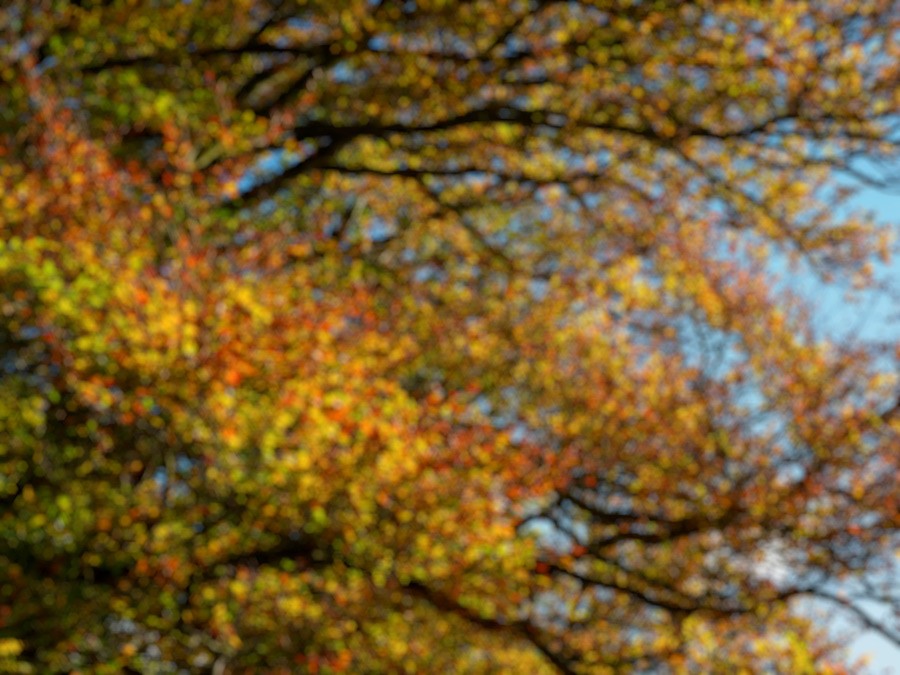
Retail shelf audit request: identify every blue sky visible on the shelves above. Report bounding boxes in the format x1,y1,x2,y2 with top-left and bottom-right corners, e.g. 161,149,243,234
830,185,899,673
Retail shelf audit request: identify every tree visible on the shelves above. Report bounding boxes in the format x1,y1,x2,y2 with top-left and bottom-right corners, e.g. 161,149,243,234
1,0,899,672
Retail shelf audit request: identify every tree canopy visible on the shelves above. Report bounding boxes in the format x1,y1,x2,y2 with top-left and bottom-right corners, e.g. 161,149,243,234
1,1,899,672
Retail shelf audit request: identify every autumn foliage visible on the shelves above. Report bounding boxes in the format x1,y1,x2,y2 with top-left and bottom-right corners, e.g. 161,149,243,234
1,1,899,672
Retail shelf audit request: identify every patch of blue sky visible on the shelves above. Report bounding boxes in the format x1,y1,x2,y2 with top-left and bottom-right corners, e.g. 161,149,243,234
835,184,900,672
